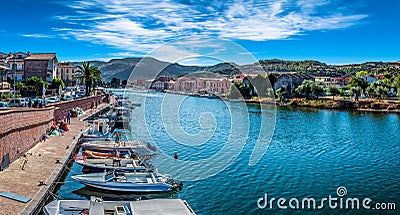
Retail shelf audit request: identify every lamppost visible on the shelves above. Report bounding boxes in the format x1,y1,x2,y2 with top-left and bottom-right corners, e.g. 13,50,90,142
13,55,16,107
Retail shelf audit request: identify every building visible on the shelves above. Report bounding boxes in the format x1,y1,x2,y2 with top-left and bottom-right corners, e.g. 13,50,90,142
329,77,351,86
57,62,79,86
0,65,11,94
24,53,58,82
359,75,378,84
313,76,333,89
195,78,232,95
274,73,315,95
0,52,28,81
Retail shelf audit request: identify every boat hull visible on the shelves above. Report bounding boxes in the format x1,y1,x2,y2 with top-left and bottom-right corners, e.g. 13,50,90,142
75,179,172,192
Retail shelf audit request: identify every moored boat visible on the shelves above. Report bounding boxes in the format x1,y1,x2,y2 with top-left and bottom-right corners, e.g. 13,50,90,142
81,119,111,143
75,155,154,173
71,171,182,193
81,141,156,157
43,196,196,215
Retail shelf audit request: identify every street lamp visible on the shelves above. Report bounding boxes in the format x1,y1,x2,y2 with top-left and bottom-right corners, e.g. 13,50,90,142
13,55,16,107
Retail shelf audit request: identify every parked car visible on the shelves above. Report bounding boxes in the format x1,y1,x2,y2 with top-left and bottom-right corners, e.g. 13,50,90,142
46,97,60,103
63,95,74,101
0,101,9,108
9,98,26,107
31,98,46,107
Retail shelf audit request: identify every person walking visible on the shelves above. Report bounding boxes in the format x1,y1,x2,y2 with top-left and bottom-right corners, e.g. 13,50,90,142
66,111,71,124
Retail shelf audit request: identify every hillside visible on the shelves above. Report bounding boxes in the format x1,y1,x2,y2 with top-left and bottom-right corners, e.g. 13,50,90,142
73,58,400,82
258,59,400,77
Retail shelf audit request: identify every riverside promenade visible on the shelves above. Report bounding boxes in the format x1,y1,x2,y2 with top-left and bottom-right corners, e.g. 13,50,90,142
0,103,108,214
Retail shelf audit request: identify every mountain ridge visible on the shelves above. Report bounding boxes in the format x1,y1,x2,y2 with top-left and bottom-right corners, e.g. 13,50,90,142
72,57,400,82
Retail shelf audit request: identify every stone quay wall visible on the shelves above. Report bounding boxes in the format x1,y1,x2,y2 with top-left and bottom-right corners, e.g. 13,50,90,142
0,95,104,167
0,108,54,165
48,95,103,120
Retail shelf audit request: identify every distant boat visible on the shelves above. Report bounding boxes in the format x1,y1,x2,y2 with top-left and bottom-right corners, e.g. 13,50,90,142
72,171,182,193
43,196,196,215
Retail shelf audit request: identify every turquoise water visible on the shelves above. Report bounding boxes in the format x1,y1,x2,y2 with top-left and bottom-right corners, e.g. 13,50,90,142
56,91,399,214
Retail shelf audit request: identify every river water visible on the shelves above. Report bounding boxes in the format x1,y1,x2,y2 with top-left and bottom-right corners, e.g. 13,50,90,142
56,90,399,214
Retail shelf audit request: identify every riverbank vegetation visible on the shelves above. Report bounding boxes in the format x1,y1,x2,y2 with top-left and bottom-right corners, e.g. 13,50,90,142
227,71,400,112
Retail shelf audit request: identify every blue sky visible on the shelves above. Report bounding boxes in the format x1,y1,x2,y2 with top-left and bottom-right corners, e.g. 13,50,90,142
0,0,399,65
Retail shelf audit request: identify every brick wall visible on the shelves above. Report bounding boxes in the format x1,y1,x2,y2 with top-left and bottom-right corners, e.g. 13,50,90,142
0,108,54,164
0,95,104,166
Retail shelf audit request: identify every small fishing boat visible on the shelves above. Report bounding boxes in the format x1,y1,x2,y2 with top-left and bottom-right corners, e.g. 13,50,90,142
75,155,154,173
72,171,182,193
43,196,196,215
81,119,111,143
81,141,156,157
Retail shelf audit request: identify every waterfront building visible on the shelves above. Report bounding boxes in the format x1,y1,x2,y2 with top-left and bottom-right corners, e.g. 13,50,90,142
274,73,315,95
57,62,79,86
0,52,28,81
24,53,58,82
314,76,332,88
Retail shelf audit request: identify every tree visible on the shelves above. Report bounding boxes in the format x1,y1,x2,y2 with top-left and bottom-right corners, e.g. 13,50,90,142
51,78,65,89
74,61,102,96
366,80,390,98
227,81,249,99
350,86,362,101
348,77,369,95
327,85,341,100
25,76,48,95
312,84,324,99
121,80,128,87
295,80,314,98
111,77,121,88
356,70,368,77
276,87,286,101
394,76,400,96
14,81,27,90
374,86,388,101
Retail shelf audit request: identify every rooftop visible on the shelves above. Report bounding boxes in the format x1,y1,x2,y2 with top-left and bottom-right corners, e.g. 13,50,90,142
25,53,56,61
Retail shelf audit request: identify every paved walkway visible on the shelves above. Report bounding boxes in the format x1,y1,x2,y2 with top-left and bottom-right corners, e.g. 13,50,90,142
0,104,108,214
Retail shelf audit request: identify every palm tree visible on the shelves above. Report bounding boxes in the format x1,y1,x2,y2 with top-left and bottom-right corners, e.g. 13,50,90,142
74,62,101,96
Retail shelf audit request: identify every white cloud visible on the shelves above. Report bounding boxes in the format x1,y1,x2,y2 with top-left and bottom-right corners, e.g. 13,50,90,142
22,34,54,39
55,0,367,57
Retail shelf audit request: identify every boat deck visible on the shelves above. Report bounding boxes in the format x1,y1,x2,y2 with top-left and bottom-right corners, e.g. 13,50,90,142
130,199,196,215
